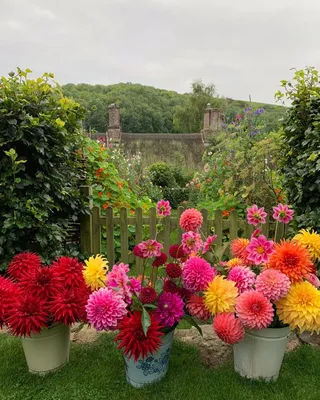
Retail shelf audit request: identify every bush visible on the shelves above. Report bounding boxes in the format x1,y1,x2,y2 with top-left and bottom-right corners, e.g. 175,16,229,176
275,67,320,229
0,69,86,268
148,162,175,188
162,187,189,209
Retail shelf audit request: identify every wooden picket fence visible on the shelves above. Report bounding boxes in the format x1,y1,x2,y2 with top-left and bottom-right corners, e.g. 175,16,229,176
80,186,285,275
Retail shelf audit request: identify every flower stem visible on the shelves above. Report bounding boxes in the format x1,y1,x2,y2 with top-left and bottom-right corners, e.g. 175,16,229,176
274,220,279,242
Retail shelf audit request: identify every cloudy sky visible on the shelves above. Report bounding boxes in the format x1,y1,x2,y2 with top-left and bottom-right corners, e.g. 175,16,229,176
1,0,320,103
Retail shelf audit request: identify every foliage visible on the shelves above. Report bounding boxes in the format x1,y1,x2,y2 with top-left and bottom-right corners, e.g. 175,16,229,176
0,69,86,268
275,67,320,230
196,108,285,216
63,81,285,134
148,162,176,188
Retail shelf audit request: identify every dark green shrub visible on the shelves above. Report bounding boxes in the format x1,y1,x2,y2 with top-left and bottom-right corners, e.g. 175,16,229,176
162,187,189,209
148,162,175,188
0,69,87,268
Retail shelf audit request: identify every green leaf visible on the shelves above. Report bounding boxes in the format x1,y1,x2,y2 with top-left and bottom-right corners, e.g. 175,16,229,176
182,315,203,336
141,307,151,336
55,118,65,127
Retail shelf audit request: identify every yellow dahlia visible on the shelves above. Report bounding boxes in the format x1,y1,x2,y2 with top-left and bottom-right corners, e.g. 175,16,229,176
83,255,108,291
204,276,238,315
293,229,320,262
276,281,320,333
226,258,244,270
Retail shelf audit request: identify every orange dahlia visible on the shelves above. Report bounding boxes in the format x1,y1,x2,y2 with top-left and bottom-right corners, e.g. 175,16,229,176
267,241,313,283
230,238,250,264
226,258,245,270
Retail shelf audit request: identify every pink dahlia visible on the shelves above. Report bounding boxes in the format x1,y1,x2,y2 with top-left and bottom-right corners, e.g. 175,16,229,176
137,240,162,258
213,313,245,344
247,235,274,265
227,266,256,294
182,256,217,292
154,292,184,327
236,291,274,330
247,205,267,226
252,228,262,238
180,208,203,232
128,277,141,295
107,263,132,303
182,231,203,255
157,200,171,217
305,273,320,289
272,204,294,224
86,288,127,331
255,269,290,301
203,235,217,254
187,295,211,321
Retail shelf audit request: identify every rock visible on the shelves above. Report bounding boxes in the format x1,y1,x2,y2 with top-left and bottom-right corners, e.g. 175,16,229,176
298,332,320,346
70,324,100,344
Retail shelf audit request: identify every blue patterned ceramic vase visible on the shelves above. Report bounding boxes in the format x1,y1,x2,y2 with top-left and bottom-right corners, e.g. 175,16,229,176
123,329,174,388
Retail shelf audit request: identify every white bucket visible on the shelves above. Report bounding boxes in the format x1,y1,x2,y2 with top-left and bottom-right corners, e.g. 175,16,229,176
233,326,290,381
123,329,174,388
21,323,70,374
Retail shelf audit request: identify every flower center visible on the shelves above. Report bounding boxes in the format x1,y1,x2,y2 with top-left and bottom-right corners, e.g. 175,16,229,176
37,274,50,285
279,211,286,218
251,303,261,313
256,246,265,254
284,255,299,267
253,213,261,220
135,329,146,341
164,303,169,309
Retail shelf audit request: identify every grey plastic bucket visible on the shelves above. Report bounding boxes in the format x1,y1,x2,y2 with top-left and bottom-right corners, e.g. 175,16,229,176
21,323,70,374
123,329,174,388
233,326,290,381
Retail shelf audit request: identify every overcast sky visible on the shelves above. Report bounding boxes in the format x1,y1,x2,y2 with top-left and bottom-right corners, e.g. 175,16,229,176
1,0,320,103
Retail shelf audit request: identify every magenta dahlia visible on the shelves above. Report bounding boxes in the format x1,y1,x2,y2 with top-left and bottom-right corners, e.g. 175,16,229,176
182,256,217,292
255,269,290,301
181,231,203,255
136,240,163,258
203,235,217,253
247,205,267,226
247,235,274,265
227,266,256,294
305,273,320,289
154,292,184,327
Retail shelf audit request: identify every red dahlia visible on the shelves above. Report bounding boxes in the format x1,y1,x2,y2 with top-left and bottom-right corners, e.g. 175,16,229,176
116,311,164,362
133,245,146,258
51,257,84,288
152,252,168,267
169,244,186,259
166,263,182,279
163,279,179,294
50,285,88,325
7,294,49,337
18,267,61,301
141,287,157,304
0,277,18,327
8,252,41,281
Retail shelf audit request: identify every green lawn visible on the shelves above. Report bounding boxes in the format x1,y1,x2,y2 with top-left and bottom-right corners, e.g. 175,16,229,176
1,333,320,400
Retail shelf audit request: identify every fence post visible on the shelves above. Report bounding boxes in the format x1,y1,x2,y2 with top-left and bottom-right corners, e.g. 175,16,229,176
120,207,129,264
106,207,115,266
201,208,209,238
135,207,143,276
80,185,93,255
176,206,184,243
149,207,157,284
92,206,101,254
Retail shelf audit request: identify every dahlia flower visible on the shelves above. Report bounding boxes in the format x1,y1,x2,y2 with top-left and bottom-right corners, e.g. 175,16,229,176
163,279,179,294
306,273,320,289
18,266,60,301
133,245,146,258
152,252,168,267
272,204,294,224
247,235,274,265
116,311,164,361
203,235,217,253
179,208,203,232
86,288,127,331
136,240,162,258
187,295,211,321
128,277,141,295
204,276,238,315
236,291,274,330
247,205,267,226
252,228,262,238
227,266,256,293
182,256,217,292
83,255,108,291
156,200,171,217
213,313,245,345
268,241,313,282
141,287,157,304
52,257,84,288
276,281,320,333
169,244,186,259
107,263,132,303
165,263,182,279
51,286,88,325
7,294,50,337
181,231,203,255
293,229,320,262
255,269,290,301
8,252,41,281
230,238,250,264
0,277,19,327
154,292,184,327
226,258,244,270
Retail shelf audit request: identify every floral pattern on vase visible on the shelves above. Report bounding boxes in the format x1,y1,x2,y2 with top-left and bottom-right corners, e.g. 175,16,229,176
136,348,171,376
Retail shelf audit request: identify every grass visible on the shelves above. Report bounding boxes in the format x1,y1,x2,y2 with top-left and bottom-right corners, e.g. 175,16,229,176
1,333,320,400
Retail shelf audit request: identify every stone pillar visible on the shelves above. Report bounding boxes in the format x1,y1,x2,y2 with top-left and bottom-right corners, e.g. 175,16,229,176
203,103,211,129
201,105,224,146
107,104,121,144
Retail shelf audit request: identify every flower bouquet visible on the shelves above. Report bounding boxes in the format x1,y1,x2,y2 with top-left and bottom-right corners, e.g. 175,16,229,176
203,205,320,381
0,253,89,374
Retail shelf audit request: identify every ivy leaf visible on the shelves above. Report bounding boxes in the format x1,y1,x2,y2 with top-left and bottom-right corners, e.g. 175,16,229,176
141,306,151,336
